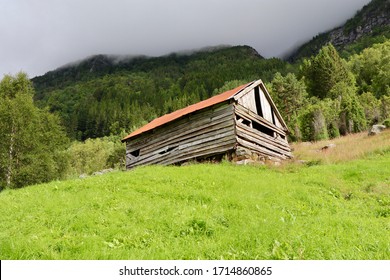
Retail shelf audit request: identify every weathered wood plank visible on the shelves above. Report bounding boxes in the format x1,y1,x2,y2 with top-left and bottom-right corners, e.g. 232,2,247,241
235,121,291,152
128,135,235,168
235,118,287,144
233,81,288,130
236,125,290,155
126,103,233,152
234,104,287,136
236,125,292,158
259,86,273,124
139,112,234,155
237,88,257,113
234,104,286,136
159,142,236,166
156,137,237,166
141,124,234,159
178,130,234,150
125,102,232,145
127,127,235,168
236,137,288,160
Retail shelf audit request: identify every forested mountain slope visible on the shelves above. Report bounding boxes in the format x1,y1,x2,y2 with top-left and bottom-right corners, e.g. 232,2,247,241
32,46,289,140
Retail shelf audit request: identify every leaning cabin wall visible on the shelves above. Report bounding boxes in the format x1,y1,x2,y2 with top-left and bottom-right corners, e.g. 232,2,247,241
125,103,236,169
234,85,292,160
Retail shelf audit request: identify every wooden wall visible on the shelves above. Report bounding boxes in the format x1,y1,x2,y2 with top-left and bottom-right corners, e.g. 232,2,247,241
234,84,291,160
258,86,274,125
236,84,284,130
125,103,236,169
234,104,292,160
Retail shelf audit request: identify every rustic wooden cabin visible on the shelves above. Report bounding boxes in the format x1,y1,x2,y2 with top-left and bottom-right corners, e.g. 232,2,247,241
121,79,292,169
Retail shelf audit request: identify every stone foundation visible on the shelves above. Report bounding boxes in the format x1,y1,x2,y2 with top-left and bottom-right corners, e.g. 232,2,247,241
231,146,282,166
178,146,285,166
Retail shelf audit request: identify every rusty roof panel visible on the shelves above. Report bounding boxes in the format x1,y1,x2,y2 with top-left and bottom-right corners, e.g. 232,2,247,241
122,82,252,141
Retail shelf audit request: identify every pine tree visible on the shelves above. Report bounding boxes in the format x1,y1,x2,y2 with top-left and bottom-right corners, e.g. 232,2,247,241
301,44,352,99
270,73,308,141
330,82,367,135
300,104,329,141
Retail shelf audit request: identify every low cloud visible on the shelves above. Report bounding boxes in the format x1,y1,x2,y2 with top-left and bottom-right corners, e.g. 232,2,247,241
0,0,372,78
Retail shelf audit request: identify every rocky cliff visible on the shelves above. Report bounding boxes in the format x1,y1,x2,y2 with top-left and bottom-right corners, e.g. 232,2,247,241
289,0,390,61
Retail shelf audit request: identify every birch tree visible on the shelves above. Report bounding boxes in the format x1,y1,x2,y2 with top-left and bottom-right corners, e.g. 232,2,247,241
0,73,68,189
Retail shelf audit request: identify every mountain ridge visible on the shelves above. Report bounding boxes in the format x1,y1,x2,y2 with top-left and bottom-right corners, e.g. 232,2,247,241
31,45,263,92
288,0,390,61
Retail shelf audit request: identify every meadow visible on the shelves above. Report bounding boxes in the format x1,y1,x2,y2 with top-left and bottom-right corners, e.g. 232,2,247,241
0,132,390,260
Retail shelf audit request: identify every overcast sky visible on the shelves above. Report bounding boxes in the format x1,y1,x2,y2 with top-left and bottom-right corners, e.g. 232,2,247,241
1,0,371,78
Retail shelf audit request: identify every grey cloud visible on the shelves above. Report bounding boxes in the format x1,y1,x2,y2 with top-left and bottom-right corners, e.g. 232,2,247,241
0,0,371,78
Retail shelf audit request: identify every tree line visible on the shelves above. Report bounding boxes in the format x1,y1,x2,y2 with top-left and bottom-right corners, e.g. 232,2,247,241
270,41,389,141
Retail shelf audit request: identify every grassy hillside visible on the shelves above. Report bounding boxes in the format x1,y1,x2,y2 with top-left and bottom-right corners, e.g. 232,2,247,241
1,132,390,260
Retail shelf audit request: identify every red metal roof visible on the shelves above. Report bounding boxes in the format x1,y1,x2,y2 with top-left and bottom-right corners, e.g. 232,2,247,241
122,82,252,142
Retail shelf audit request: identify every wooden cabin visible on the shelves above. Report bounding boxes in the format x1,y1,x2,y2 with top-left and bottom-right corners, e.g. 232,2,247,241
121,80,292,169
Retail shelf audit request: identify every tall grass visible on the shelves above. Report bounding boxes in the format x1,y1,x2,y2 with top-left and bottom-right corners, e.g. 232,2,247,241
291,129,390,164
1,151,389,260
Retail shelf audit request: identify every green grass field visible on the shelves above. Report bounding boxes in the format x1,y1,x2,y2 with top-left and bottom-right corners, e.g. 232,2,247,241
1,146,389,260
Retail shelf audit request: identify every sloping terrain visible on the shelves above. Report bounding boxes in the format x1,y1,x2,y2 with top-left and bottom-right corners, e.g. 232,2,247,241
1,131,389,260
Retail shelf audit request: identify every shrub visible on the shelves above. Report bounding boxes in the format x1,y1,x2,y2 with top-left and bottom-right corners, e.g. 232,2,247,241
66,136,125,176
300,104,329,141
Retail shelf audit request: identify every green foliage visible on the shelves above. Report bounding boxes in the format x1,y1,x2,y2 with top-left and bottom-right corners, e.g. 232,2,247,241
212,79,250,95
341,32,390,58
295,44,370,141
331,82,367,135
349,41,390,97
300,103,329,141
319,98,341,139
0,73,69,189
383,118,390,128
1,153,390,259
66,135,125,176
301,44,352,99
269,73,308,141
381,95,390,120
359,92,381,125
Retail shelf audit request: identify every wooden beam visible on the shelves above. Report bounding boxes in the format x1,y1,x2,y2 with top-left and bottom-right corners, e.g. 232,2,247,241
235,121,291,153
128,132,235,168
236,137,287,160
126,103,233,151
234,104,287,136
139,112,234,155
236,125,292,158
